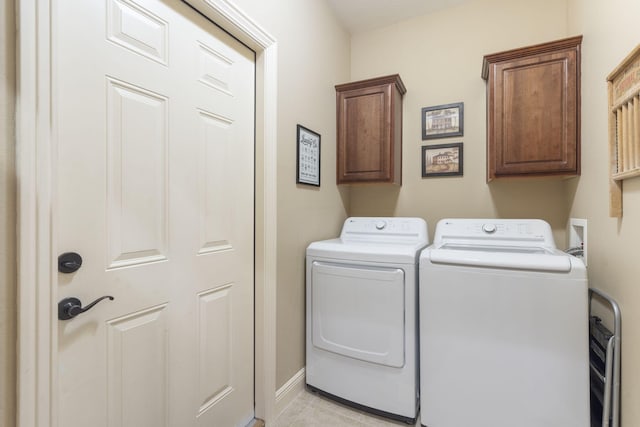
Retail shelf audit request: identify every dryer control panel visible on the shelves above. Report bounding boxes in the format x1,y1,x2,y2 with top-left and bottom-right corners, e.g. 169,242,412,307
340,217,428,245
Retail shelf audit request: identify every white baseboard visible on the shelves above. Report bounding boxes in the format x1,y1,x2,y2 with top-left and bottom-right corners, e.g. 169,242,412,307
275,367,306,417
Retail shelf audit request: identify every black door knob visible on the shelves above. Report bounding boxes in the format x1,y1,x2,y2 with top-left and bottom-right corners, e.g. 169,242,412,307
58,296,114,320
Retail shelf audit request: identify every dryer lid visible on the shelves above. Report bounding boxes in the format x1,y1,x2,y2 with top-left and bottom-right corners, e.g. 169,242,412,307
307,217,429,263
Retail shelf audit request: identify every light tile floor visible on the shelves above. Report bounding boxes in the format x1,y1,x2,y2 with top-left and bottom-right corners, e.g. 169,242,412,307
273,389,420,427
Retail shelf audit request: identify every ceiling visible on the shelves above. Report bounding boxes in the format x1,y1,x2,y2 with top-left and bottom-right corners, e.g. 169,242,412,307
325,0,470,34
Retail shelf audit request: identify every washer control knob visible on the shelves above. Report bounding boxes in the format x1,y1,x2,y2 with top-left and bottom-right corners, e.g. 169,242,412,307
482,223,497,234
375,220,387,230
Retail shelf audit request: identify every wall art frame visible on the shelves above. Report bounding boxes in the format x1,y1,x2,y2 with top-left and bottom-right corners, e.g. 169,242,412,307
296,124,321,186
421,102,464,139
422,142,464,177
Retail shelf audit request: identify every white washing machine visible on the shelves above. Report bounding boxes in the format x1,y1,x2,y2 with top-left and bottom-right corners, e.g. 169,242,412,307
419,219,589,427
306,217,428,423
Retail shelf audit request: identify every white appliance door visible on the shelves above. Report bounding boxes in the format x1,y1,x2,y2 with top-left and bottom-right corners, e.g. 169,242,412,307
310,261,405,367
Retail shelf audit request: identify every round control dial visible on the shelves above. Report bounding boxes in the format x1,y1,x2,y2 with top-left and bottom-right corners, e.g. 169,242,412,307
375,220,387,230
482,223,497,233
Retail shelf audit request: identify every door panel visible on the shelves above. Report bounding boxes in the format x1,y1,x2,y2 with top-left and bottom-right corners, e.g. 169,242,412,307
197,110,234,254
55,0,255,426
197,285,233,414
107,0,168,65
106,78,169,268
107,305,169,427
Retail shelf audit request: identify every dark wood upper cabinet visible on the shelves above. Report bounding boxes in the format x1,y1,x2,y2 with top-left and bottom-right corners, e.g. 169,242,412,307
482,36,582,181
335,74,406,185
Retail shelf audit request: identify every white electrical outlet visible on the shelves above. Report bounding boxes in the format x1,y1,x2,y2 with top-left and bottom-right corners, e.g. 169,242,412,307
569,218,587,266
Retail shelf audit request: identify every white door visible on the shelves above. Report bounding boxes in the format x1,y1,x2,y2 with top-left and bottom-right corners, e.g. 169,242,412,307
55,0,255,426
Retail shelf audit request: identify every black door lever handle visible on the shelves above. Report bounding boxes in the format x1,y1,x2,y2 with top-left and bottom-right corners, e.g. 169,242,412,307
58,295,114,320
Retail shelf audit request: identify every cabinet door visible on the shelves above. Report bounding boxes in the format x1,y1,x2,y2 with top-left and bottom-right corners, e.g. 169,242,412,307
337,83,395,184
488,49,579,178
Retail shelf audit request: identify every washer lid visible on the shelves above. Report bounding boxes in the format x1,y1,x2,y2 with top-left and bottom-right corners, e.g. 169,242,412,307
427,245,572,272
426,218,573,272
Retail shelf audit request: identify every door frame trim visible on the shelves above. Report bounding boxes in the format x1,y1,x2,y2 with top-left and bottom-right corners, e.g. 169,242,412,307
15,0,278,425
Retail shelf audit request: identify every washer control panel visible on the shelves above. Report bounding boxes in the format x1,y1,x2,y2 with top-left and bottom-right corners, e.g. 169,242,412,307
482,223,497,234
434,218,556,248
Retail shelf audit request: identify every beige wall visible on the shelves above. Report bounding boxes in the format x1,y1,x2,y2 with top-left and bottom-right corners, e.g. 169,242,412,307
8,1,639,424
567,0,640,424
348,0,571,245
349,0,640,424
230,0,351,388
0,0,16,425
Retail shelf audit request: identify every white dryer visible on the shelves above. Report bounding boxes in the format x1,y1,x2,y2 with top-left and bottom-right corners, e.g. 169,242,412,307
419,218,589,427
306,217,428,423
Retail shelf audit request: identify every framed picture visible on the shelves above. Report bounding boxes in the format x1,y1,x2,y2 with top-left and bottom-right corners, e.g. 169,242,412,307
422,143,463,177
296,125,321,186
421,102,464,139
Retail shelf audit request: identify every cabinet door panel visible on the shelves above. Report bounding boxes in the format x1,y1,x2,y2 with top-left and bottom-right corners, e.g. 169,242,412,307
336,75,405,185
483,36,581,181
343,89,387,175
494,52,577,176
